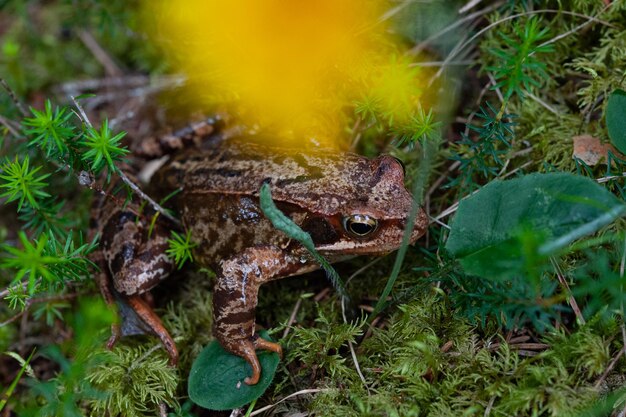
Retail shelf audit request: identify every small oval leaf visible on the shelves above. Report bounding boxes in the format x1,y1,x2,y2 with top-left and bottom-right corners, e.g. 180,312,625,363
446,173,626,279
606,89,626,154
188,331,280,411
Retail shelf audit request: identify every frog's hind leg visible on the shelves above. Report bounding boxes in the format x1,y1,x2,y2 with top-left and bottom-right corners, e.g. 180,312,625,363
101,210,178,363
213,246,309,385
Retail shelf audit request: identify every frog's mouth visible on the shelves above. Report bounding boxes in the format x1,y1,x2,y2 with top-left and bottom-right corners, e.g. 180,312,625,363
316,222,425,256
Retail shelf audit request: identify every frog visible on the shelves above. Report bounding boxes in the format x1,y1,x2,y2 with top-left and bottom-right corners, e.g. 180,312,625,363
91,124,428,386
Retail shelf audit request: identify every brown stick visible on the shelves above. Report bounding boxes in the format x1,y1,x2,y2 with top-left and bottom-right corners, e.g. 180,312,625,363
77,30,123,77
0,79,28,116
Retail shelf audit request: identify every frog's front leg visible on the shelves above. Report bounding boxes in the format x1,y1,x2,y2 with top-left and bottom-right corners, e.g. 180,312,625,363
213,246,312,385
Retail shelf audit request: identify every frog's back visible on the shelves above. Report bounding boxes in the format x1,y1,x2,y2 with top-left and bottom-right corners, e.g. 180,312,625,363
160,139,410,217
156,139,416,266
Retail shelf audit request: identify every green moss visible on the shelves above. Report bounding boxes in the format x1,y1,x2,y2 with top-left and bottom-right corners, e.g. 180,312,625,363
299,290,619,416
86,344,179,417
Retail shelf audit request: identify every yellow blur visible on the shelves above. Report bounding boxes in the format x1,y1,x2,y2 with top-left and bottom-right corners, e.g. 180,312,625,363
145,1,427,149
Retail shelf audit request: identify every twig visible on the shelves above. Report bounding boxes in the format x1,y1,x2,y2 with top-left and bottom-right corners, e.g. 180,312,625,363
248,389,327,416
597,172,626,183
427,25,474,88
0,291,84,328
550,257,585,325
116,171,182,227
459,0,484,14
434,188,480,221
0,79,28,116
228,408,242,417
57,75,185,96
536,5,613,51
409,60,474,67
0,281,31,299
0,114,22,137
77,30,123,77
429,9,614,85
0,307,28,327
408,2,502,55
594,344,626,389
70,95,182,228
429,215,451,229
487,73,505,104
499,160,533,179
345,257,382,287
341,297,369,393
378,0,412,23
527,92,559,115
509,343,550,350
281,297,303,339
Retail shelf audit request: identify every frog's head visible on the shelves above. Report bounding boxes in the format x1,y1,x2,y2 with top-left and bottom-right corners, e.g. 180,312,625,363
302,155,427,256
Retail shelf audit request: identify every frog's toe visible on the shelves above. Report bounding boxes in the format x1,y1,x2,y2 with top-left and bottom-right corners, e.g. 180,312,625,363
106,323,121,349
253,337,283,358
165,340,179,366
239,341,262,385
244,369,261,386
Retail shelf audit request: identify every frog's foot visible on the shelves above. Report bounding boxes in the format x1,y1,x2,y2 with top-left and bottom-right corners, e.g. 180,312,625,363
220,337,262,385
126,295,179,366
253,336,283,358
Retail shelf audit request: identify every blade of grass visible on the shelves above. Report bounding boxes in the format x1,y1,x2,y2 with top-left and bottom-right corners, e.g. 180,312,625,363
369,138,436,321
259,183,348,300
0,349,36,412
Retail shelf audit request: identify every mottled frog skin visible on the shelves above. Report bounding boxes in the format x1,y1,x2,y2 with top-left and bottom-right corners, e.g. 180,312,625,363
92,131,428,385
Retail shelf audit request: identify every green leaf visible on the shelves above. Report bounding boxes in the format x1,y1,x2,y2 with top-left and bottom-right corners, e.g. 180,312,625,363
606,89,626,154
446,173,626,279
188,331,279,411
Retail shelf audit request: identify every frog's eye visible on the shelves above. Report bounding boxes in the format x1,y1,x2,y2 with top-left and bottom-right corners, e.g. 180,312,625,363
392,157,406,176
343,214,378,238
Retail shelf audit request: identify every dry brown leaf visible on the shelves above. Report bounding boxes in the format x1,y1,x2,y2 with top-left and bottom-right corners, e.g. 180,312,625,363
572,134,624,166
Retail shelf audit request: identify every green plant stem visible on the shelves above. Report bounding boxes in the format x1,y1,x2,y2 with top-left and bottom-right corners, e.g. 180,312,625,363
369,138,437,321
244,399,257,417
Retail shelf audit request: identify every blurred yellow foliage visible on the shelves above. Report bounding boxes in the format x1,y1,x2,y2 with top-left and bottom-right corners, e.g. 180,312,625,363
145,0,427,148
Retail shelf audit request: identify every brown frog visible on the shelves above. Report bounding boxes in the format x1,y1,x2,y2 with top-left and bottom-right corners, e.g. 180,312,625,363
92,130,428,385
